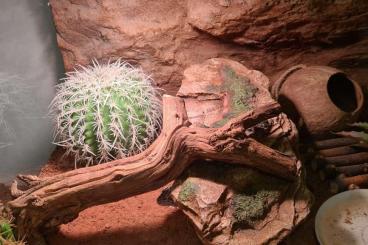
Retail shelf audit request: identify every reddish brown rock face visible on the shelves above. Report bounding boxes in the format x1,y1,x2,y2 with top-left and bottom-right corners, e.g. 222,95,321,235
187,0,368,47
49,0,368,94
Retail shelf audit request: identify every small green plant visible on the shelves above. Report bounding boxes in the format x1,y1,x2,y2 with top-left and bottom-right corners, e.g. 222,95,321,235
0,217,24,245
50,59,162,166
178,180,199,202
0,221,15,244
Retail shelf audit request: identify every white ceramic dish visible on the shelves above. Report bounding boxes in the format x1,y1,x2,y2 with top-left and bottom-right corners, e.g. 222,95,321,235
315,189,368,245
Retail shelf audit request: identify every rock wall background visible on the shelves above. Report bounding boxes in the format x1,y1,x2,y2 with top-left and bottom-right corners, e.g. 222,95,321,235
49,0,368,95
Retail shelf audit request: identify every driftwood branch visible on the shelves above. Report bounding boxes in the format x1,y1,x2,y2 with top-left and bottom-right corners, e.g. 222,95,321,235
8,95,297,244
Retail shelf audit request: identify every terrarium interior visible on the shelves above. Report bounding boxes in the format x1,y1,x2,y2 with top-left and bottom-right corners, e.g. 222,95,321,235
0,0,367,245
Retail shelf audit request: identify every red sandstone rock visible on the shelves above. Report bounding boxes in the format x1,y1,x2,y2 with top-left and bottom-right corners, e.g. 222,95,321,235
177,58,272,127
169,59,311,245
187,0,368,47
49,0,368,93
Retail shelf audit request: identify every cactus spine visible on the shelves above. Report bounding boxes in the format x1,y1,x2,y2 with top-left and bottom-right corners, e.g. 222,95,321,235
51,60,162,166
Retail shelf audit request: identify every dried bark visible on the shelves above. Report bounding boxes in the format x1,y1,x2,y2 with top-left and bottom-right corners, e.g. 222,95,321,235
8,95,297,245
319,146,361,157
314,137,359,150
330,174,368,193
324,163,368,178
323,152,368,166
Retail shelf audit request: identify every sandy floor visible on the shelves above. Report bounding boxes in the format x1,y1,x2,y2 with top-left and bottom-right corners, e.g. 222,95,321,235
46,189,201,245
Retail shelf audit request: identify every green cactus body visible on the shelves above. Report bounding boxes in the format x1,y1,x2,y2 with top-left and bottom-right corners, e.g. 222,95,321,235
51,60,162,165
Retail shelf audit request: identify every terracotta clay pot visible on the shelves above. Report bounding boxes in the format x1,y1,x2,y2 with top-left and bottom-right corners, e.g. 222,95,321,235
273,65,364,137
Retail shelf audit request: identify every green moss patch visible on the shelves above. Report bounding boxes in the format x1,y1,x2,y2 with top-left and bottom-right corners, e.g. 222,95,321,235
231,174,286,227
178,180,199,202
176,163,288,227
232,189,281,225
211,65,258,127
223,66,258,113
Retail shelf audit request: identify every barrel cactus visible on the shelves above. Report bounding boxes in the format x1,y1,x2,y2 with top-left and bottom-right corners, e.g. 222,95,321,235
50,60,162,166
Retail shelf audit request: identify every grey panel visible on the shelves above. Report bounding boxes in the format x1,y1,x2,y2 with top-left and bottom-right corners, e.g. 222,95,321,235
0,0,64,183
